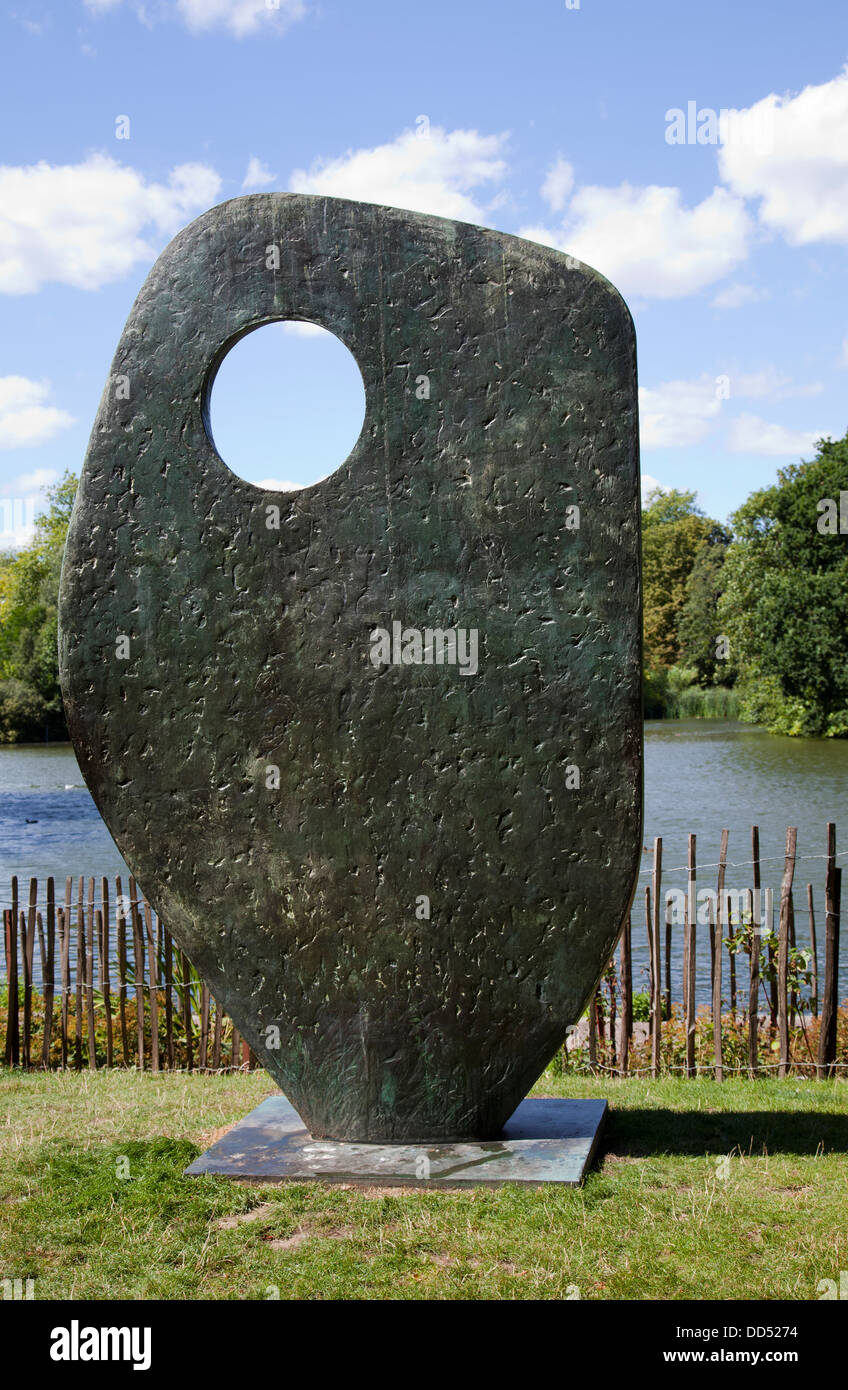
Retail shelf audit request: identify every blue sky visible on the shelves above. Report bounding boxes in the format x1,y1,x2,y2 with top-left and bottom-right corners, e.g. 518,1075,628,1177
1,0,847,544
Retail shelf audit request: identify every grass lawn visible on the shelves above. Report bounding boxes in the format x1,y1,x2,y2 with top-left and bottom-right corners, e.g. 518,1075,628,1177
1,1069,846,1301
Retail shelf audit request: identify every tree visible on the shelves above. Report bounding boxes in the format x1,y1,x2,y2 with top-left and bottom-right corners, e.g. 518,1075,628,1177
718,435,848,736
677,532,732,685
0,471,77,742
641,487,728,671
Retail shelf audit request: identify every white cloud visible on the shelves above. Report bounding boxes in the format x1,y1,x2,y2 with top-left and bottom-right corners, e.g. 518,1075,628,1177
730,367,791,399
641,473,669,504
0,377,75,449
730,367,822,401
718,68,848,245
839,336,848,368
540,156,573,213
281,321,331,338
13,467,60,491
178,0,306,34
290,126,509,223
711,282,769,309
727,414,822,457
521,182,752,299
639,375,724,448
84,0,307,36
0,153,220,294
11,11,49,33
242,156,277,191
638,367,821,450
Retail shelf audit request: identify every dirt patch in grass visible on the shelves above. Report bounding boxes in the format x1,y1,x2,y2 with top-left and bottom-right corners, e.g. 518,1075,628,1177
266,1228,310,1251
216,1202,278,1230
265,1222,360,1251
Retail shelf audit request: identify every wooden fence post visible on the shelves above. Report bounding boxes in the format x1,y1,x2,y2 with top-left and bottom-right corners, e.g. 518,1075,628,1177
100,877,112,1067
85,878,97,1070
73,880,84,1069
664,892,672,1024
11,878,18,1036
712,891,723,1082
180,950,194,1071
20,912,30,1067
685,835,697,1077
199,982,210,1071
818,825,840,1079
211,996,223,1072
61,878,71,1068
748,884,760,1078
129,878,145,1071
116,878,130,1066
619,916,632,1077
23,879,37,1067
651,839,662,1076
42,879,55,1068
715,829,729,996
142,902,160,1073
645,885,656,1077
3,908,19,1065
587,987,598,1069
164,928,175,1070
808,883,818,1017
777,827,797,1078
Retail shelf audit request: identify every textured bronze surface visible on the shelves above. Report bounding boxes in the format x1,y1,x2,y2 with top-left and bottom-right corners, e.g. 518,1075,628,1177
59,193,642,1142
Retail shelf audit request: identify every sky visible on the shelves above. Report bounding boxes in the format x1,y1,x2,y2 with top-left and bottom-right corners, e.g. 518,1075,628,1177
1,0,848,545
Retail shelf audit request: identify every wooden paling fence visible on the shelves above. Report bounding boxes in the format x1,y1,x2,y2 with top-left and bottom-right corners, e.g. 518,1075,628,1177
583,822,844,1079
2,874,257,1072
1,823,844,1079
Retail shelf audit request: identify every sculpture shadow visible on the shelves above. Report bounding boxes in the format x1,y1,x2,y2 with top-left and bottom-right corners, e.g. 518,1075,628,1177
602,1107,848,1158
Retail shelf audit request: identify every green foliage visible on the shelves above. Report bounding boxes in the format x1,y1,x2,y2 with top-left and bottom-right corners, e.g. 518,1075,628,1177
663,680,740,721
641,488,734,722
632,991,651,1022
0,471,77,742
643,663,739,721
677,532,732,685
718,435,848,737
642,488,729,672
642,665,670,719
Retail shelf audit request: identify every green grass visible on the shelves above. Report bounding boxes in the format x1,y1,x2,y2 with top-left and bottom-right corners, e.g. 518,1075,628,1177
1,1069,846,1300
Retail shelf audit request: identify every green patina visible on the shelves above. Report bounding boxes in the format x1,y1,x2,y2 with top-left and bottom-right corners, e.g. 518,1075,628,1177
59,193,642,1142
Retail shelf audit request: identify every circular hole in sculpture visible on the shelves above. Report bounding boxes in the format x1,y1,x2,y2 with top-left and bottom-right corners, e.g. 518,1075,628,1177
207,320,366,491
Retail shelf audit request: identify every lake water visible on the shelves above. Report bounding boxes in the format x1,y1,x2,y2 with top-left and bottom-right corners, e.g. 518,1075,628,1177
1,721,846,1002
